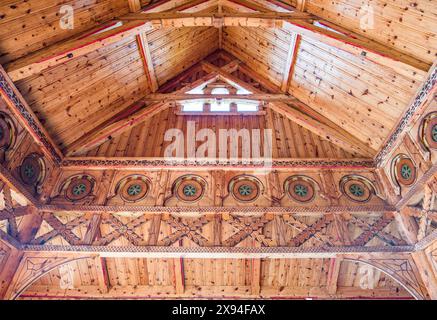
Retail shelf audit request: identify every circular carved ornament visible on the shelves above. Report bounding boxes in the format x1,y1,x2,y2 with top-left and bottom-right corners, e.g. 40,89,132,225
421,113,437,150
19,153,45,186
230,176,261,203
285,176,316,203
65,176,94,201
340,176,373,203
119,176,149,203
393,156,416,186
0,113,15,151
174,175,206,203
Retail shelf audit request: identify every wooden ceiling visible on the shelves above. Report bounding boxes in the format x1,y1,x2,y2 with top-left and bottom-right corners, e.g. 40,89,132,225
0,0,436,301
0,0,434,160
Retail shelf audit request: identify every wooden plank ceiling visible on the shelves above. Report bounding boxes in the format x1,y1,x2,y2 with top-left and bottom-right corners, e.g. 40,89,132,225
0,0,434,161
0,0,436,299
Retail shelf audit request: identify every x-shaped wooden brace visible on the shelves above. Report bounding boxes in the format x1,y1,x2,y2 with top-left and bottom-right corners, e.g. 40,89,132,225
94,214,150,246
159,216,211,246
350,215,406,246
283,214,335,247
0,207,32,221
31,213,89,245
223,215,274,247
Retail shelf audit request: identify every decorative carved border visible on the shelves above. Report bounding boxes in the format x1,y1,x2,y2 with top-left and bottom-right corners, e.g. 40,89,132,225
61,158,376,169
0,68,62,164
375,65,437,165
21,244,414,256
38,204,396,213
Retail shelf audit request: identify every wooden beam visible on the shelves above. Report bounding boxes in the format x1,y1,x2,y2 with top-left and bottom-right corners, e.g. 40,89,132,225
0,206,35,221
0,248,22,299
168,0,218,12
128,0,142,12
395,210,419,245
143,93,298,101
83,214,102,245
16,208,42,244
412,251,437,299
326,257,342,295
267,0,428,76
63,100,164,156
136,32,159,92
122,11,312,22
281,33,300,92
224,0,270,12
0,207,41,299
295,0,307,12
93,256,110,294
250,257,261,295
283,20,429,78
202,61,374,157
173,258,185,294
21,284,411,300
22,245,414,259
6,21,155,82
264,0,296,11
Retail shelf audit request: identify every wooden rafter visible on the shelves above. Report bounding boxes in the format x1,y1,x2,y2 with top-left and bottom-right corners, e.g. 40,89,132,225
223,0,270,12
295,0,307,12
281,33,301,92
167,0,218,12
137,32,159,92
128,0,142,12
326,257,342,295
5,20,155,82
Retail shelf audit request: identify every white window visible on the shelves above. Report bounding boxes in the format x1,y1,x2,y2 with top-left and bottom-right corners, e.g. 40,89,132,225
182,101,204,112
237,101,258,112
210,100,230,112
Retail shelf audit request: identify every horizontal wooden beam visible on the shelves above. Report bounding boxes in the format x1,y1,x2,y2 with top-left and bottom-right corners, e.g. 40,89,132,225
122,11,313,22
21,245,414,259
37,204,396,215
21,284,411,300
143,93,298,101
61,156,375,170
